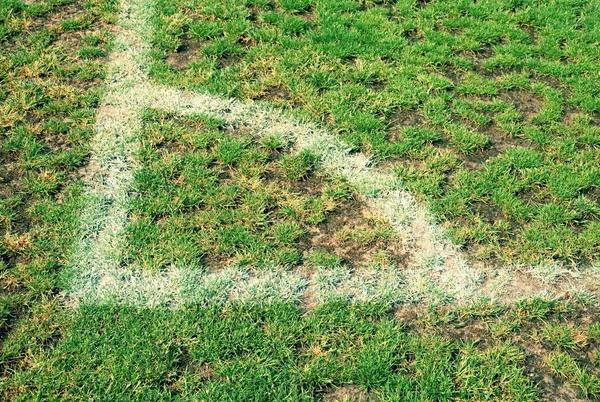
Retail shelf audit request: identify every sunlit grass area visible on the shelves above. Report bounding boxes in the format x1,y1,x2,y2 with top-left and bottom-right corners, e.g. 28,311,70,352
128,109,404,273
2,0,600,400
5,298,600,400
150,0,600,266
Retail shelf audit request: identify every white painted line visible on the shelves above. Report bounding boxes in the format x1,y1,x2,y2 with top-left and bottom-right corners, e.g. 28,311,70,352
63,0,600,308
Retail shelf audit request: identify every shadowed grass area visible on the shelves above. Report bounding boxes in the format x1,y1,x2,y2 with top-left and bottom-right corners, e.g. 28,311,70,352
4,298,600,400
149,0,600,266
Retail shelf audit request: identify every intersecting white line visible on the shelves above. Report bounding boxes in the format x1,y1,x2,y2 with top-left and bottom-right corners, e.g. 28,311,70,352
62,0,600,308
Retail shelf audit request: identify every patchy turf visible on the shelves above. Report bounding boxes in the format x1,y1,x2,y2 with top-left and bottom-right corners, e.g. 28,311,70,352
2,0,600,400
128,109,405,274
0,0,117,362
149,0,600,267
60,0,469,309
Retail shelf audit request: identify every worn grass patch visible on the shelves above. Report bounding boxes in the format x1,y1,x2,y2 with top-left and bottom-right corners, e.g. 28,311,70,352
149,0,600,266
128,109,404,273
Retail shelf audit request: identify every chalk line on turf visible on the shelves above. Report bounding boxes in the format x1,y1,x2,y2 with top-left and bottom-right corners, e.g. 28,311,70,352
64,0,600,309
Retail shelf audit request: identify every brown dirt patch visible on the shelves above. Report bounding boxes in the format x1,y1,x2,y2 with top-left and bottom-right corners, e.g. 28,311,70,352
46,1,86,28
387,109,425,142
321,385,374,402
144,116,408,272
436,65,461,84
562,109,580,125
472,201,506,225
286,173,329,196
562,108,599,128
500,90,543,121
463,125,533,168
166,39,202,71
218,53,242,69
300,287,319,311
407,304,600,401
0,153,19,199
256,85,291,103
535,74,564,93
394,303,422,324
456,44,494,65
2,1,81,49
402,29,422,44
170,353,216,391
0,0,115,360
301,200,409,269
587,187,600,206
516,316,600,401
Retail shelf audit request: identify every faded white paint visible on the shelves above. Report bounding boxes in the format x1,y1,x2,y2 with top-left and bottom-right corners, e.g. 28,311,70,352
64,0,600,309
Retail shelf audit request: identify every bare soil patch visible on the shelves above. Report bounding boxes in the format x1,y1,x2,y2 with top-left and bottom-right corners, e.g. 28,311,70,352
387,109,425,142
256,86,292,103
500,90,543,121
166,39,201,71
301,200,409,270
322,385,374,402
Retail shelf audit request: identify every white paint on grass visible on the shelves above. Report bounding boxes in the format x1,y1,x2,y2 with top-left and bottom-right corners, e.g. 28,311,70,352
152,87,484,301
65,0,600,309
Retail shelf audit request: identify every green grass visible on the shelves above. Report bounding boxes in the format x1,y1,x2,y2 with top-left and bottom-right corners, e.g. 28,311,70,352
3,0,600,400
5,298,600,400
0,0,117,362
128,109,400,271
149,0,600,266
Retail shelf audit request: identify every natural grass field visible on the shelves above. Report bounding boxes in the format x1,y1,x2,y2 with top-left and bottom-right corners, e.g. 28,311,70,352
0,0,117,382
1,0,600,400
150,0,600,266
128,109,400,272
4,296,600,400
